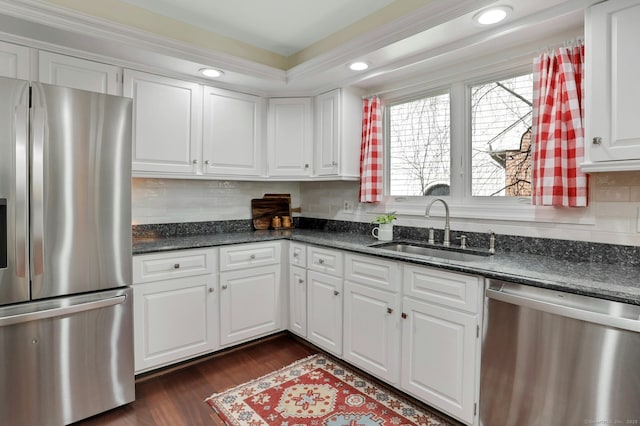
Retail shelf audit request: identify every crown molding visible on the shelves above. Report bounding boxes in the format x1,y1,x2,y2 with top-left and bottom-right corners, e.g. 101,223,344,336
0,0,287,83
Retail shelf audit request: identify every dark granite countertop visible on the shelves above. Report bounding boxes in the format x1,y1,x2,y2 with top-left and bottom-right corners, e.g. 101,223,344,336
133,229,640,306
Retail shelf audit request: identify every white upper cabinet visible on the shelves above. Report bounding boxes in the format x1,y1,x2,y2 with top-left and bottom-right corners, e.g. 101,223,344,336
202,86,264,177
124,70,202,175
267,97,313,177
583,0,640,172
38,51,122,95
0,41,29,80
314,88,362,178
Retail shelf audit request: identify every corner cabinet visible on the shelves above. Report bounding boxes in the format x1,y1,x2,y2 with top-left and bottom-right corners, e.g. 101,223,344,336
267,97,313,177
0,41,30,80
203,87,264,177
582,0,640,172
314,88,362,178
38,51,122,95
132,248,219,373
124,69,202,175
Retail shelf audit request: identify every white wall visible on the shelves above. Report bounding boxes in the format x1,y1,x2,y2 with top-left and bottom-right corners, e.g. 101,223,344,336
300,173,640,246
132,178,300,225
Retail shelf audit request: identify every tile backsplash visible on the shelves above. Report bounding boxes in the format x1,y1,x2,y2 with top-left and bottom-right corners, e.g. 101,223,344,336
132,172,640,246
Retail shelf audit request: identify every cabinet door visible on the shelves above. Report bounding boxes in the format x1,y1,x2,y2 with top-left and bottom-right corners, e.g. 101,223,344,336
401,297,478,425
0,41,29,80
38,51,121,95
219,265,281,346
585,0,640,165
314,89,340,176
124,70,202,175
307,270,343,356
344,281,400,384
267,98,312,177
133,276,218,373
202,86,263,176
288,265,307,337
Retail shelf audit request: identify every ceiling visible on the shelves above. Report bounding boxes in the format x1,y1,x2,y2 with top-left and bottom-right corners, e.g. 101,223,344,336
0,0,594,96
120,0,396,57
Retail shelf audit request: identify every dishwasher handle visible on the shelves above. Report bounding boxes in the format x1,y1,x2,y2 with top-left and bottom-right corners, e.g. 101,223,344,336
486,286,640,333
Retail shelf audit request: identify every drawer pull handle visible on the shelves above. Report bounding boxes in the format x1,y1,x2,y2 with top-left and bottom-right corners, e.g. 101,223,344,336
387,307,393,314
333,290,340,296
174,263,180,269
250,254,256,260
318,259,325,265
222,284,228,290
401,312,407,319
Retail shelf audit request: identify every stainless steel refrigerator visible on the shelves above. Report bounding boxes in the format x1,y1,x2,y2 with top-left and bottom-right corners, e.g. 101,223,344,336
0,76,135,425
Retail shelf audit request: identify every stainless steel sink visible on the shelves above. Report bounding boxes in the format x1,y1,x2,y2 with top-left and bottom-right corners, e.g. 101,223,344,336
370,241,492,262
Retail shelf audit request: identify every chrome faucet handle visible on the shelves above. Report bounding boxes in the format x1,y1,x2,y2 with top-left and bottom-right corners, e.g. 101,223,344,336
489,231,496,254
428,227,435,244
456,235,467,249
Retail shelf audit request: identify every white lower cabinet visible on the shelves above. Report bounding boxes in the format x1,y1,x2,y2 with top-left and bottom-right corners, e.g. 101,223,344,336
307,270,343,356
132,248,218,373
343,280,401,384
400,265,482,425
219,241,283,347
219,265,281,346
289,264,307,337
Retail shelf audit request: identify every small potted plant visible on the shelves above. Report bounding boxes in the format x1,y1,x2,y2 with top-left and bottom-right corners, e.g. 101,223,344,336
371,212,397,241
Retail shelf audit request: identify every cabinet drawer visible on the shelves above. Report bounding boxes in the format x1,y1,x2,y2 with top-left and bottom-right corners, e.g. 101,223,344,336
345,253,400,292
219,241,281,271
133,249,216,284
307,246,343,277
289,242,307,267
403,264,481,314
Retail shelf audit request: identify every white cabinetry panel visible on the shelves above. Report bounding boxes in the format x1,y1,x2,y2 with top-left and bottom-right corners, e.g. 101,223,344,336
268,97,312,177
203,86,263,176
0,41,29,80
307,270,343,356
583,0,640,171
125,70,202,175
38,51,121,95
288,264,307,337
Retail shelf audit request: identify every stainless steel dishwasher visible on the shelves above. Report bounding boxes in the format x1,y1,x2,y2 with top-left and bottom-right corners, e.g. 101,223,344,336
480,280,640,426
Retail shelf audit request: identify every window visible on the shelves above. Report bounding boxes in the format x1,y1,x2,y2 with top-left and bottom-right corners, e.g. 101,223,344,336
471,74,533,197
386,72,533,200
388,92,450,196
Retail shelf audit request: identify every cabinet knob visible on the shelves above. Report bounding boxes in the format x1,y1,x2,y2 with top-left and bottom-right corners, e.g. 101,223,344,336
204,160,210,165
304,164,309,169
318,258,325,265
401,312,407,319
332,161,338,166
174,263,180,269
333,290,340,296
208,287,214,293
293,252,299,258
592,137,602,145
387,307,393,314
250,254,256,260
222,284,228,290
298,278,304,284
192,159,198,164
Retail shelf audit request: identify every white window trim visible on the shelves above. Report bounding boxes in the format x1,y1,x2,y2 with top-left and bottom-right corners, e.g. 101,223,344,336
378,61,595,226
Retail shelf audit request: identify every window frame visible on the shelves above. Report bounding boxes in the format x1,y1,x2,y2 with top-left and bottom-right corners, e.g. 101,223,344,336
377,63,594,225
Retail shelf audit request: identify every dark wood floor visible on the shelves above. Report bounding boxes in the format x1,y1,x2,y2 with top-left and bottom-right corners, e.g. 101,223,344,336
75,333,316,426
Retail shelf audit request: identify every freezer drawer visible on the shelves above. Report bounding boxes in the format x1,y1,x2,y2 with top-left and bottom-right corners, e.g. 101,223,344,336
0,287,134,425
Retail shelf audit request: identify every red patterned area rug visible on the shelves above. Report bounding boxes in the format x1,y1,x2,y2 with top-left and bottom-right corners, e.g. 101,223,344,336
206,354,452,426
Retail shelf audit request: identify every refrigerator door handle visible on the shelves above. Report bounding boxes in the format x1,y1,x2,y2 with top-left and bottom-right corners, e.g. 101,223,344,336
0,294,126,326
30,105,45,279
14,104,28,279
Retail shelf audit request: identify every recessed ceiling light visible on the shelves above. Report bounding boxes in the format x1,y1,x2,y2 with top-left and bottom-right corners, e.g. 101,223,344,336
473,6,512,25
199,68,224,78
349,61,369,71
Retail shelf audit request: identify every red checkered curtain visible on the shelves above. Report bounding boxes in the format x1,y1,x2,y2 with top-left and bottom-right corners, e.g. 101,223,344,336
532,42,588,207
359,97,383,203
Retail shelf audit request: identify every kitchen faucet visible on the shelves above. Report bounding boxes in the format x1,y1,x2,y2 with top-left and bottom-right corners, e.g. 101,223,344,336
425,198,450,246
